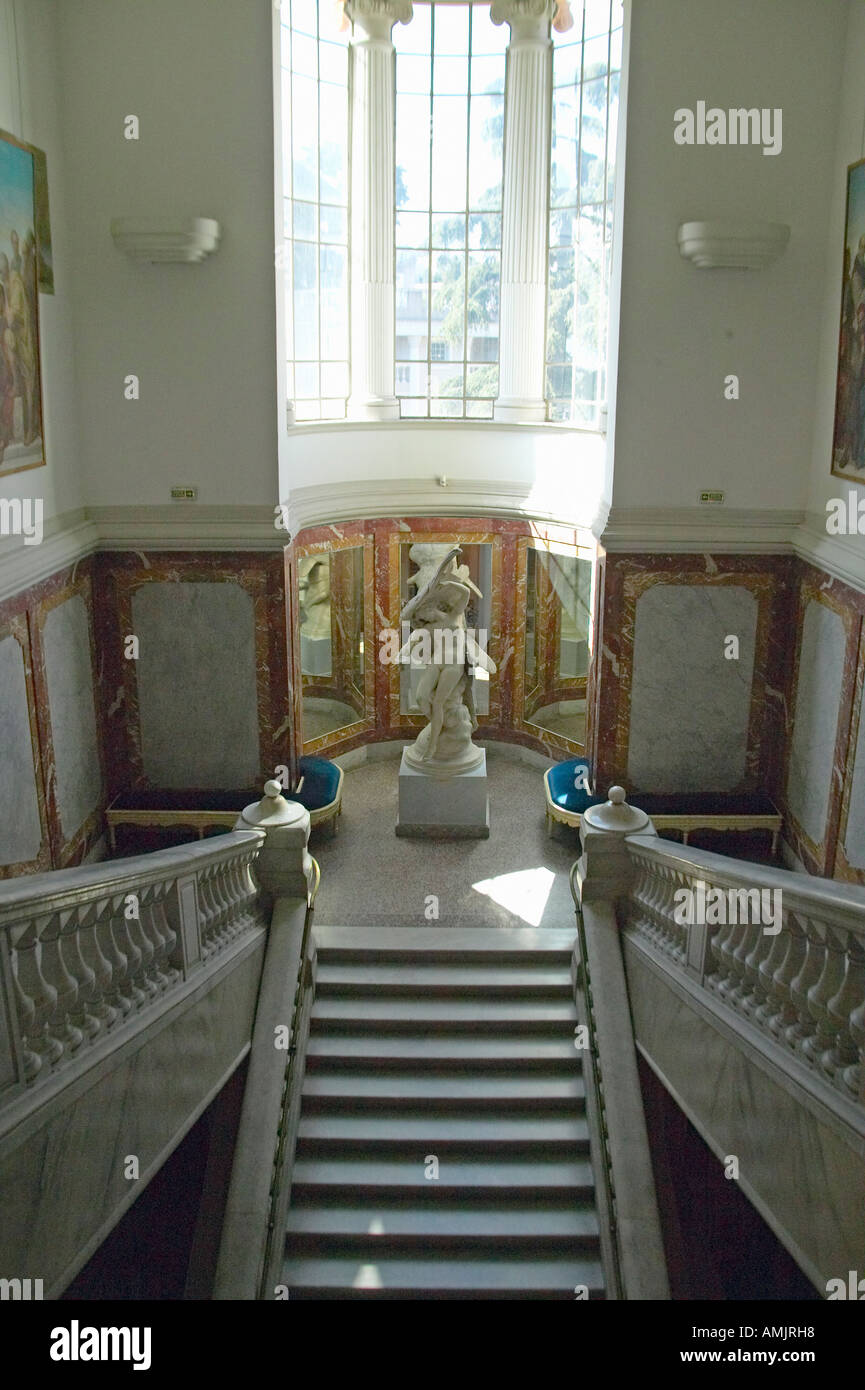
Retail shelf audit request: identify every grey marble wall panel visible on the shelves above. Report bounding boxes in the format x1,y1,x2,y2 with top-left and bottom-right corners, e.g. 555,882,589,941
786,599,845,847
843,695,865,870
43,594,103,841
624,939,864,1288
0,634,42,865
627,584,757,793
132,582,260,788
0,939,264,1296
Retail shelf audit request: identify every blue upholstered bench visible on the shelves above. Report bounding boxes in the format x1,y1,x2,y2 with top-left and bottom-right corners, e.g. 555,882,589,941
543,760,603,836
291,756,344,838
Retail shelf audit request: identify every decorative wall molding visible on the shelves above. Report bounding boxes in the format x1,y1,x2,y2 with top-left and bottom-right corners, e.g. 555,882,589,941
793,512,865,595
85,505,284,551
286,475,591,531
2,503,863,605
601,507,805,553
0,512,98,606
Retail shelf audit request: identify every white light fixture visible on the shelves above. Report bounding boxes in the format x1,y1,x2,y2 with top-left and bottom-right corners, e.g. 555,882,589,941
110,217,220,263
677,219,790,270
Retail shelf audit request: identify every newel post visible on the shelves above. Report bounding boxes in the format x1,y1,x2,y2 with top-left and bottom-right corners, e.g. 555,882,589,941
235,781,314,909
576,786,654,904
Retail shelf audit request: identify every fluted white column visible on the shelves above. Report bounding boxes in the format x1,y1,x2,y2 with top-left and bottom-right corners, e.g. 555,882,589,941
345,1,412,420
492,0,556,422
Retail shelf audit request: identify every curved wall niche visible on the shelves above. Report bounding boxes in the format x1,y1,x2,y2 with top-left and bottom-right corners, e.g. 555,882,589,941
288,515,596,763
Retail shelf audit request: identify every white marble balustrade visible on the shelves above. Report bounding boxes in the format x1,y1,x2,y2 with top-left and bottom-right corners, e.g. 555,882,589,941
622,837,865,1105
0,831,267,1094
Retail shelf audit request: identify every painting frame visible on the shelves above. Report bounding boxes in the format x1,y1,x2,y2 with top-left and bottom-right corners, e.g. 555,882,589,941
831,156,865,483
0,126,45,478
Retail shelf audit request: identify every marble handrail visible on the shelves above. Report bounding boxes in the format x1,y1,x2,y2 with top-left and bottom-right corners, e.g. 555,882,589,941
0,831,267,1091
621,834,865,1105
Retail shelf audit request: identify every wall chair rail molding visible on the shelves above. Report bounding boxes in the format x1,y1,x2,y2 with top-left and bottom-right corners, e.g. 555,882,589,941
85,505,284,552
794,512,865,595
676,220,791,270
110,217,220,264
0,512,99,607
601,508,805,553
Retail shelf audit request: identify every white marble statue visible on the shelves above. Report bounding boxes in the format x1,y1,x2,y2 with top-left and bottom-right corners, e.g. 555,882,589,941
298,556,332,639
398,545,496,774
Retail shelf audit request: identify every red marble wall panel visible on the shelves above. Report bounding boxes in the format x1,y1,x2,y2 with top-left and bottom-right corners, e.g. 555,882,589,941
592,552,795,798
780,558,865,880
0,558,105,876
92,552,291,800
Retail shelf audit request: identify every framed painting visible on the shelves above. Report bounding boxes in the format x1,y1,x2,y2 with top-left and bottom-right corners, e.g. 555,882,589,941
0,128,45,476
831,156,865,482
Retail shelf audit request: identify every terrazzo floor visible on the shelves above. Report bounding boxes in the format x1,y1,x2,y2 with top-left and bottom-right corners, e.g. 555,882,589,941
309,752,582,931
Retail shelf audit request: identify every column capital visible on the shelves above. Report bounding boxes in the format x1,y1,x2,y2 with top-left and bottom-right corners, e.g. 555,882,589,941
344,0,412,42
491,0,556,42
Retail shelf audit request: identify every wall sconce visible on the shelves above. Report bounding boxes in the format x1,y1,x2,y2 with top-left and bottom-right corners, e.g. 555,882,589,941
677,220,790,270
110,217,220,263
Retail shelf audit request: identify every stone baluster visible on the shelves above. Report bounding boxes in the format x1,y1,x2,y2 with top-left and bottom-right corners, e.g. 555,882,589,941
728,919,763,1010
152,891,181,982
96,903,134,1018
844,980,865,1100
8,922,45,1079
784,915,824,1056
37,911,84,1055
754,924,794,1029
820,930,865,1082
802,922,847,1069
137,888,170,993
707,907,738,994
77,901,120,1034
739,917,777,1017
126,903,159,1002
217,861,242,942
204,865,229,948
11,917,64,1070
58,908,101,1044
767,913,808,1039
111,897,147,1011
197,870,220,958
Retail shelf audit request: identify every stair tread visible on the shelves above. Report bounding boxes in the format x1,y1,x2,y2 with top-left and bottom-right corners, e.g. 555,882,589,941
282,1255,604,1293
306,1035,579,1062
291,1157,595,1189
312,927,578,957
297,1114,589,1145
301,1071,585,1105
310,1004,576,1037
286,1205,600,1239
315,964,573,994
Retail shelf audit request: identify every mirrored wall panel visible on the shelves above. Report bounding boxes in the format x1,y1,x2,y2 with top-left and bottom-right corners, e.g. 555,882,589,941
296,542,372,749
519,540,594,749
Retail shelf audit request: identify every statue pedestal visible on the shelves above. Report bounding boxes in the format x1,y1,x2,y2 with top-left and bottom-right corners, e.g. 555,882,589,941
396,748,490,839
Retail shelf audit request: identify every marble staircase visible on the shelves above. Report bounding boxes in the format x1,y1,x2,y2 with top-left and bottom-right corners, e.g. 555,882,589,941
282,927,606,1299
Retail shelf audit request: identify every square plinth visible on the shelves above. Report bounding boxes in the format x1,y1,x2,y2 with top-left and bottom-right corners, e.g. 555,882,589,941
396,749,490,838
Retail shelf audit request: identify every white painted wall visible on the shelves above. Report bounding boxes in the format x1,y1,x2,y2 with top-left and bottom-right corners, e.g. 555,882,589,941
0,0,83,524
285,422,608,532
610,0,848,513
807,0,865,518
56,0,279,508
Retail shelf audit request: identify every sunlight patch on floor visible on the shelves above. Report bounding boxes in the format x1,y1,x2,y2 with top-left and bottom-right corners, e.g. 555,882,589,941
471,866,556,927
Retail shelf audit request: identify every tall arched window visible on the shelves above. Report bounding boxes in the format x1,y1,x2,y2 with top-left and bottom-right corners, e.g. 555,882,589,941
394,3,507,418
279,0,624,427
280,1,351,421
547,1,623,424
